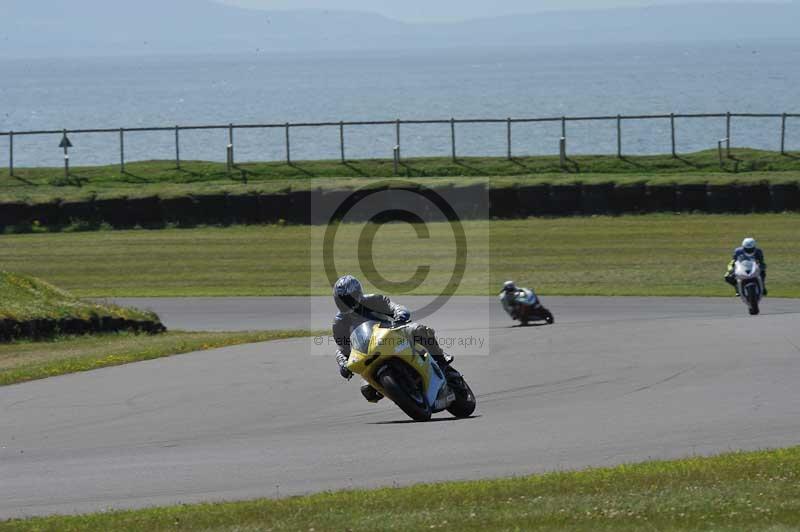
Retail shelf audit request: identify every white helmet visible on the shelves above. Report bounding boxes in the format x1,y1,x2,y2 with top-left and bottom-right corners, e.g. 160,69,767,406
502,280,517,293
333,275,363,314
742,237,757,256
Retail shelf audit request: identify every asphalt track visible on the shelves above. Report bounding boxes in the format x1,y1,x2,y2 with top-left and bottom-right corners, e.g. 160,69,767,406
3,296,800,519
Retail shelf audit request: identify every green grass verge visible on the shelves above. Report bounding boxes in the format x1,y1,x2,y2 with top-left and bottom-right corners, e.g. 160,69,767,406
2,148,799,203
3,446,799,531
0,330,317,386
0,271,155,322
0,214,797,298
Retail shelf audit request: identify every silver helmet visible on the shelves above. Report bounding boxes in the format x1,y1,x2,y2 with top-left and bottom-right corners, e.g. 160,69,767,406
742,237,757,256
333,275,363,313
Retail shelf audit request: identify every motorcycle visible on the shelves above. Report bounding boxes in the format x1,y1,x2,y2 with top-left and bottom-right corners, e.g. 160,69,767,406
500,288,554,326
346,320,476,422
734,259,764,315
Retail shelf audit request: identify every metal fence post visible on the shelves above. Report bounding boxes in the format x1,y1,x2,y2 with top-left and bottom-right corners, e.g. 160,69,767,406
726,112,731,157
616,115,622,158
670,113,676,158
393,146,399,176
8,131,13,177
339,121,345,162
781,113,787,155
62,129,70,178
285,122,291,164
175,126,181,169
560,137,567,168
450,118,456,161
561,116,566,139
396,119,401,161
506,118,512,160
119,128,125,173
228,123,235,166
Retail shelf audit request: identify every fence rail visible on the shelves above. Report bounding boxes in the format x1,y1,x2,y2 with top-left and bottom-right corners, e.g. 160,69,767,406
2,111,798,176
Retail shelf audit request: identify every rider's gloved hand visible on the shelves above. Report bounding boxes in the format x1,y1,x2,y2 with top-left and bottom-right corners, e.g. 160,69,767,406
336,351,353,380
394,309,411,324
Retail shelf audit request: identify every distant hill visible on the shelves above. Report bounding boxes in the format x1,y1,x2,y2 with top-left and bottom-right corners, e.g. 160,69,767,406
1,1,799,57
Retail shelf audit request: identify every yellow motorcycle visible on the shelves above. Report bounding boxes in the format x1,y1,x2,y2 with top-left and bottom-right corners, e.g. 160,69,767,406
346,320,476,422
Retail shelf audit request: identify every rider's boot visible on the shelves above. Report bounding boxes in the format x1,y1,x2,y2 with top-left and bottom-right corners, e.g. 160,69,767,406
725,275,739,296
360,380,383,403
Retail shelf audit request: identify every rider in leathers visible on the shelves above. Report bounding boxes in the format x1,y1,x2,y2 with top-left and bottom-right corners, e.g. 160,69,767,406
724,237,767,296
332,275,452,403
499,280,539,320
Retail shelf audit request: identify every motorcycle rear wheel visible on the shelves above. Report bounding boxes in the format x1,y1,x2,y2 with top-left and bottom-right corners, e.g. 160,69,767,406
380,369,432,422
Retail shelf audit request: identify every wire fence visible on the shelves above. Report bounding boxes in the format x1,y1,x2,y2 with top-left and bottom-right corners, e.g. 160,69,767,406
1,112,797,176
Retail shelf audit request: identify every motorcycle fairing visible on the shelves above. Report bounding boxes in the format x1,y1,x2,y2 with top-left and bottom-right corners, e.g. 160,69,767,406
346,321,444,409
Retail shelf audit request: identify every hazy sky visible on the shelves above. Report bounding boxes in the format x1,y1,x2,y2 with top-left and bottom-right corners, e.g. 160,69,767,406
219,0,791,22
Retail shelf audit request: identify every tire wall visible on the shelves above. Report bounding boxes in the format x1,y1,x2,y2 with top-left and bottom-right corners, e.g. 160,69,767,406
0,316,166,343
1,183,799,229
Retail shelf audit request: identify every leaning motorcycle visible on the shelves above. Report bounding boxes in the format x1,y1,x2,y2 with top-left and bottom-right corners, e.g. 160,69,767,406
346,320,476,422
500,289,555,326
734,259,764,315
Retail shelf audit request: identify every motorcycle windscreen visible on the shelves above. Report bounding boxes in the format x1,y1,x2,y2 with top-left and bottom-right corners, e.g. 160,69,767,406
350,320,379,354
735,260,759,279
515,289,537,305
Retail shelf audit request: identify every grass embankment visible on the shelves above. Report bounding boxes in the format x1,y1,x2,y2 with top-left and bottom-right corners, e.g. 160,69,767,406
3,446,799,531
0,330,317,386
2,148,799,203
0,270,159,329
1,214,797,297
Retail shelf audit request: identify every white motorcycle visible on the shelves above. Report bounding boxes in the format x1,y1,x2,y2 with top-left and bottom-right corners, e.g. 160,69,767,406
734,259,764,315
500,288,554,326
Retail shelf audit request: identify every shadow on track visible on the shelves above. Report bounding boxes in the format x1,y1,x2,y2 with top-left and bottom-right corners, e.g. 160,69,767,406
369,415,481,425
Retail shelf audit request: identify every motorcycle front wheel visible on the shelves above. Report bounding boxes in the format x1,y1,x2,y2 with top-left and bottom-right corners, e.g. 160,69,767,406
747,290,760,315
446,376,476,418
380,369,432,422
